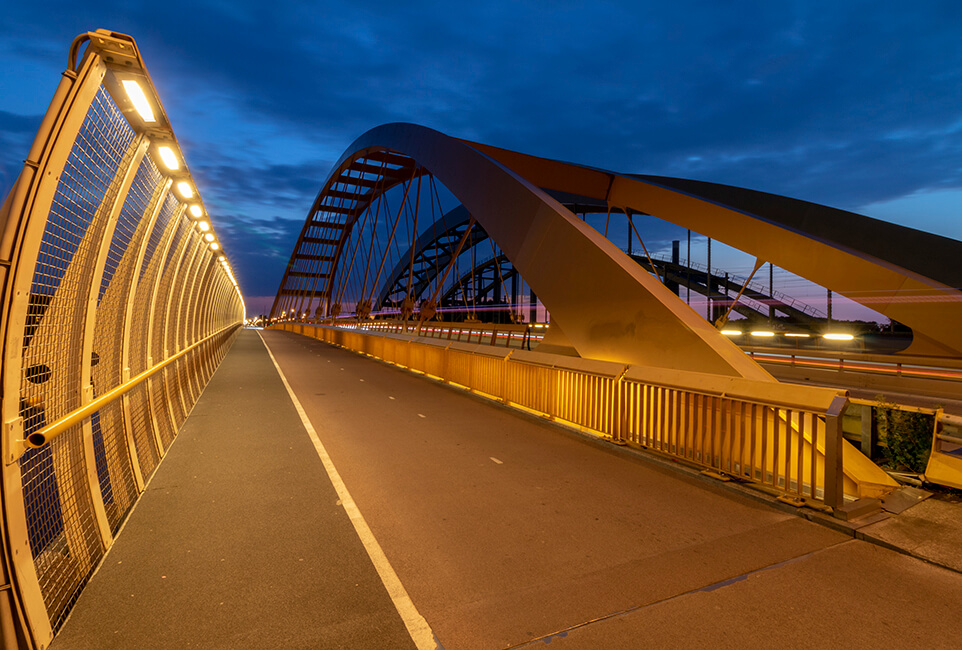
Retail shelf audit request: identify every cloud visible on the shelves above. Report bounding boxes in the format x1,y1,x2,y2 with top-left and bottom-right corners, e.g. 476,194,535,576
192,159,335,215
215,214,305,297
0,111,42,201
4,0,962,306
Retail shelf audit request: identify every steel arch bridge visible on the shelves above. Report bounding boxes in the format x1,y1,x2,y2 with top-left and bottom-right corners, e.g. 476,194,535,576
273,122,962,378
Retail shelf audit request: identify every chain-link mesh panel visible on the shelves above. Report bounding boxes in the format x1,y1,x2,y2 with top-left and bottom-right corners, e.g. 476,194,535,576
126,383,158,479
19,87,135,631
150,372,175,450
3,36,246,645
22,87,134,422
91,400,137,532
88,153,165,531
128,193,178,377
20,425,104,631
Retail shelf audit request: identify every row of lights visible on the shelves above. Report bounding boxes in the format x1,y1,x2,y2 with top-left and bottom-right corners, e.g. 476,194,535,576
121,79,222,253
721,329,855,342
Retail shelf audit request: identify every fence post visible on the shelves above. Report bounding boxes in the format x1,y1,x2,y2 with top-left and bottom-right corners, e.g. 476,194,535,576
824,395,849,512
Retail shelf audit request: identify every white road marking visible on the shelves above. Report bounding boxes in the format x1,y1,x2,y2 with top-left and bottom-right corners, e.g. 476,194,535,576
258,333,436,649
490,457,503,465
417,413,426,418
389,396,396,400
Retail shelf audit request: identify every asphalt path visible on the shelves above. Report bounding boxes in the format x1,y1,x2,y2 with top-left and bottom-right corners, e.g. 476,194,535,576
260,329,962,649
52,329,962,648
51,330,416,649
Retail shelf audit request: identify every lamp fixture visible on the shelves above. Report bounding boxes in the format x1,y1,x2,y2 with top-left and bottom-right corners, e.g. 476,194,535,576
824,333,855,341
158,146,179,171
176,181,193,199
122,80,155,123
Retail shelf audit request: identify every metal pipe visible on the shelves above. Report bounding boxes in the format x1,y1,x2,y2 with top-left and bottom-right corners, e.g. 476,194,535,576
22,323,239,450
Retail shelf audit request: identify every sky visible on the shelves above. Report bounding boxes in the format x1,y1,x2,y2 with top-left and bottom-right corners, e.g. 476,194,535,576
2,1,961,317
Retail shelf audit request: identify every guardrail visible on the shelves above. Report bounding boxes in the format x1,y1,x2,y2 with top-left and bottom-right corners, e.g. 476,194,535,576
0,31,245,648
277,323,900,518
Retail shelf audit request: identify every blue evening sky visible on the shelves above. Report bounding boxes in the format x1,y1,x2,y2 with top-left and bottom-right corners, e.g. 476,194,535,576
2,1,960,315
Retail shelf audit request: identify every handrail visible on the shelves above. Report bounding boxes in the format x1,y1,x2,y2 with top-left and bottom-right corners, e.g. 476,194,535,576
278,322,899,509
21,323,239,451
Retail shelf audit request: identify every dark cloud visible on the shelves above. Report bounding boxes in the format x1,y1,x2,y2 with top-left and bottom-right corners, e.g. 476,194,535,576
0,111,42,200
192,159,335,214
216,214,305,297
3,1,962,305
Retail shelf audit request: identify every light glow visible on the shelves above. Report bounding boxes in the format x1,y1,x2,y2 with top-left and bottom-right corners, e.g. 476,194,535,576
784,332,811,338
210,242,220,250
189,204,203,217
824,333,855,341
750,331,776,337
197,221,211,232
158,146,179,170
176,181,193,198
720,329,742,336
122,80,155,122
203,233,215,242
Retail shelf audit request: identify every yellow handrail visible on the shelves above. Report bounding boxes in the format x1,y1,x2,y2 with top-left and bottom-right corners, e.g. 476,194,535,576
23,323,239,449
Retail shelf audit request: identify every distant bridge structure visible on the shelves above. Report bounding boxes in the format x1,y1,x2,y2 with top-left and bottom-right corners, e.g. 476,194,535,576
273,123,962,365
272,121,962,528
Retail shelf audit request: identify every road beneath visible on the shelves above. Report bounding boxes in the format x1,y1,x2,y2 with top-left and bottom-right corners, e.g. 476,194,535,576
53,329,962,648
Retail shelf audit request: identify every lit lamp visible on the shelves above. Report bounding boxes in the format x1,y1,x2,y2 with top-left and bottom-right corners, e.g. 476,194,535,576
121,80,155,123
824,333,854,341
158,146,179,171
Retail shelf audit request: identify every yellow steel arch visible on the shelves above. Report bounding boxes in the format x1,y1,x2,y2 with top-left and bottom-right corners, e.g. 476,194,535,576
277,123,772,380
466,140,962,359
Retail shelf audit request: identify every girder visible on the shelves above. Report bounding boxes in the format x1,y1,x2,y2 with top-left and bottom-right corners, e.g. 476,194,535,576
276,122,962,373
464,140,962,357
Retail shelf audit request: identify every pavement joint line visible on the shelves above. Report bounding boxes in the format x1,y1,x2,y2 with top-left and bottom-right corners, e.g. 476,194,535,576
503,540,852,649
257,331,438,650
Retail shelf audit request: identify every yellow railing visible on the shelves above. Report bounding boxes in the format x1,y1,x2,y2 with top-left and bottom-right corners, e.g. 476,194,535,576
0,31,244,648
277,323,903,513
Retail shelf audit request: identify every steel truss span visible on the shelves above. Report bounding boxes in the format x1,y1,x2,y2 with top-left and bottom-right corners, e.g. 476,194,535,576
274,122,962,371
0,31,244,647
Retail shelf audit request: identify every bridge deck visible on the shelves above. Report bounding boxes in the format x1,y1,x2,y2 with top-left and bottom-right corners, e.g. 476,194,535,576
52,329,962,648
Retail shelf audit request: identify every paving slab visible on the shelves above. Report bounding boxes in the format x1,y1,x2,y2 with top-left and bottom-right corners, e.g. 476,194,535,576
859,495,962,573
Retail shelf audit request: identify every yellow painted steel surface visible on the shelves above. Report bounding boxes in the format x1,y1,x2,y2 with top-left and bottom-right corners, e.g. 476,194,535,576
277,323,897,508
0,31,244,648
926,413,962,490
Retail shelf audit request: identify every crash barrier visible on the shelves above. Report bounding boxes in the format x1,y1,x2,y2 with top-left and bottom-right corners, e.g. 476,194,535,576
0,31,244,648
277,323,900,513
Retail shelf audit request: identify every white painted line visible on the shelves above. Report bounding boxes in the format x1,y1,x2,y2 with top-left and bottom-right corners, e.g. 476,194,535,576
258,333,436,649
490,457,503,465
389,396,396,400
417,413,426,418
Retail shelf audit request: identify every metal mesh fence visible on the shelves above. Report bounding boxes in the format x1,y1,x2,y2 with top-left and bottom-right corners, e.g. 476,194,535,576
2,56,244,645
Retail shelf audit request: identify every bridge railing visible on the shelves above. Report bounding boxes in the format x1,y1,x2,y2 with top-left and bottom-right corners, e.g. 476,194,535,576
274,323,892,516
0,31,244,648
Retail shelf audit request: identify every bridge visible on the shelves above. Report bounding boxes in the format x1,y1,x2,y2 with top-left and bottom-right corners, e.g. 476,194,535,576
1,30,961,648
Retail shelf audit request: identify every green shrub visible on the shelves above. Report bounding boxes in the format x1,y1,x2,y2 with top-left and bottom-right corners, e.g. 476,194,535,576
875,397,934,473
